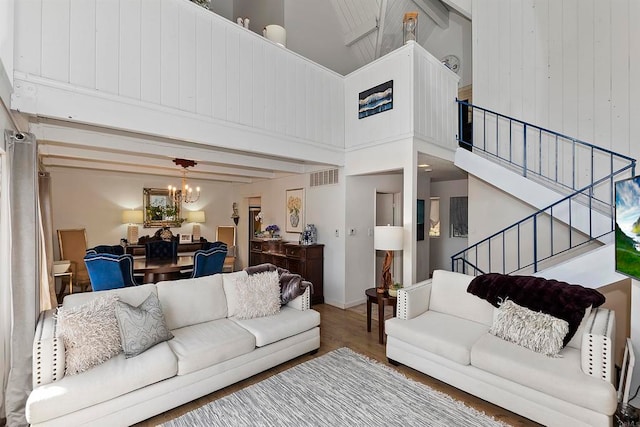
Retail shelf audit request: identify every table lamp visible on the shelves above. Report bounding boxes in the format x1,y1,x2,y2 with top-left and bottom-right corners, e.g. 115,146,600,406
374,225,403,294
122,210,143,244
187,210,206,241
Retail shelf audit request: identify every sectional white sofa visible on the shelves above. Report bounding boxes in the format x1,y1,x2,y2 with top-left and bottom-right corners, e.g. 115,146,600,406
26,270,320,427
385,270,617,427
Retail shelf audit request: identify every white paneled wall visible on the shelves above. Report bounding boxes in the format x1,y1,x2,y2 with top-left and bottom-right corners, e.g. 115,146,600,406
13,0,345,150
414,46,459,150
473,0,640,163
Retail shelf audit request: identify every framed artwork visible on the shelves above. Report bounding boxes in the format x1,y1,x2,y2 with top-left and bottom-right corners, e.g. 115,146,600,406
450,196,468,238
285,188,305,233
358,80,393,119
417,199,425,241
143,188,182,228
179,234,192,243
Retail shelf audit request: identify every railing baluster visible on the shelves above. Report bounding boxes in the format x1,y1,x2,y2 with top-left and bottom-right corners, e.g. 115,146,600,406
451,101,636,276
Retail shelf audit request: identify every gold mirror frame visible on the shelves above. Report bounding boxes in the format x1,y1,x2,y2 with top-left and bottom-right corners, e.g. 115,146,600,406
143,188,182,228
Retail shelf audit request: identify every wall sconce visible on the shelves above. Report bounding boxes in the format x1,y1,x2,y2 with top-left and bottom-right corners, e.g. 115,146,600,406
187,210,206,241
374,225,404,293
231,202,240,226
122,210,144,244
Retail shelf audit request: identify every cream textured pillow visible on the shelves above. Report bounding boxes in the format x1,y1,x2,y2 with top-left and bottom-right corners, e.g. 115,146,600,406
56,294,121,375
235,270,281,319
489,299,569,357
115,292,174,358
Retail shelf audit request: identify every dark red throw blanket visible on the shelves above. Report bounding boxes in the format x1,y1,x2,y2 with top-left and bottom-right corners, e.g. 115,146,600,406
467,273,605,346
244,263,312,305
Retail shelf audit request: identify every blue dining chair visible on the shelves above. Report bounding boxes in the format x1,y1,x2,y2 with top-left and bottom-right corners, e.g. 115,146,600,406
145,240,178,260
86,244,125,255
84,253,138,291
191,246,227,278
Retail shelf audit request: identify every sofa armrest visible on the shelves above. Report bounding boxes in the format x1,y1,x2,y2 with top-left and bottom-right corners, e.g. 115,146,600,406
33,309,65,388
581,307,615,383
286,285,311,311
396,279,432,320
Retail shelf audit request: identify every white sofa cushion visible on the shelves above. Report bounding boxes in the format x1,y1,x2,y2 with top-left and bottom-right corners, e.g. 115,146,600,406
385,311,489,365
231,306,320,347
168,319,256,375
26,342,177,424
62,283,158,309
156,274,227,330
429,270,494,326
222,270,249,317
471,333,617,415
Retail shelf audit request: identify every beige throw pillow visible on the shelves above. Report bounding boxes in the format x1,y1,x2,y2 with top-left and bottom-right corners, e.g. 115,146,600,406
235,270,281,319
56,294,122,375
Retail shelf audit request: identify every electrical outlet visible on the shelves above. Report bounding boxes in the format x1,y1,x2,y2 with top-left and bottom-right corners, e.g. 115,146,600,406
367,228,373,237
334,229,339,237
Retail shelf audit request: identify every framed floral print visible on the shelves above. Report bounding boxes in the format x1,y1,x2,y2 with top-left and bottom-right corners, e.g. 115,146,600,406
285,188,304,233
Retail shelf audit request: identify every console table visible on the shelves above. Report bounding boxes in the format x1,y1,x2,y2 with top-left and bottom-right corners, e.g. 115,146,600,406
249,240,324,305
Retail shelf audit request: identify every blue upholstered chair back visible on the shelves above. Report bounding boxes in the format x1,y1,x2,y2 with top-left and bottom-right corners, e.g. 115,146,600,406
84,253,137,291
203,240,227,251
191,245,227,278
145,240,178,260
86,244,125,255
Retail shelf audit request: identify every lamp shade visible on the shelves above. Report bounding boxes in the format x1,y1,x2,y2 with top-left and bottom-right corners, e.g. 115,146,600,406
374,225,403,251
187,210,206,223
121,210,143,224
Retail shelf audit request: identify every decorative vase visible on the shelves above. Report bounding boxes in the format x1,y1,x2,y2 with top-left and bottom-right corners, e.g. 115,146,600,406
290,212,299,228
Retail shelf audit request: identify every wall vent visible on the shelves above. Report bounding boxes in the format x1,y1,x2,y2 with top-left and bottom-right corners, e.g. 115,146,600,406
310,169,339,187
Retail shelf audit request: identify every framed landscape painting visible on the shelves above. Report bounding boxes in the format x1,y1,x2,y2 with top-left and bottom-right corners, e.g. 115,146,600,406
285,188,304,233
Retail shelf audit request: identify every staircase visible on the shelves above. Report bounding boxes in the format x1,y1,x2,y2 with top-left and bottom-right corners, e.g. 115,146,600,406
451,101,636,276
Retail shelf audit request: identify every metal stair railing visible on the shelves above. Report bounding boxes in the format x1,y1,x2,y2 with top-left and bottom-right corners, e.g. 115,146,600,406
452,100,636,275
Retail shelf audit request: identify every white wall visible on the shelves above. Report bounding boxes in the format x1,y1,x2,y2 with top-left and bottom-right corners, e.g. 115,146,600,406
13,0,345,164
285,0,361,76
233,171,346,308
235,0,283,34
429,179,468,274
48,167,237,258
0,0,13,89
473,0,640,162
424,10,472,87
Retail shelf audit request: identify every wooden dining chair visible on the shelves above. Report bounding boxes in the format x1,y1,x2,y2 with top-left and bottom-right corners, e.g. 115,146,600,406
57,228,92,293
216,226,237,272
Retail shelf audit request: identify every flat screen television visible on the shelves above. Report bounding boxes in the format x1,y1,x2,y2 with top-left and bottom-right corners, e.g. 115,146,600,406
615,175,640,279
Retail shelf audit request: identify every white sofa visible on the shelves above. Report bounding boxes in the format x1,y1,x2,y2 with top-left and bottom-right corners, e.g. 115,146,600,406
26,270,320,427
385,270,617,427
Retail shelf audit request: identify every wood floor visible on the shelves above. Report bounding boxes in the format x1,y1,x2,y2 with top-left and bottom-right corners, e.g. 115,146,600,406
135,304,540,426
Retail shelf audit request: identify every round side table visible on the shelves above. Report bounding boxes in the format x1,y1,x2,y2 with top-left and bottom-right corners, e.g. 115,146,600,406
365,288,397,344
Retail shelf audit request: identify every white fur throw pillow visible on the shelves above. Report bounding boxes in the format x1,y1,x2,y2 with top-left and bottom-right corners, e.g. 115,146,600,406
490,299,569,357
235,270,281,319
56,294,122,375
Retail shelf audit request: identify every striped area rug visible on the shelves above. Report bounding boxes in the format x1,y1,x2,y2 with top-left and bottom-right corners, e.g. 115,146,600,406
162,348,509,427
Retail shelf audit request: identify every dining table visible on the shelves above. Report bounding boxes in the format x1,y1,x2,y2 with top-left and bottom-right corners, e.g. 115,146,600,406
133,255,194,284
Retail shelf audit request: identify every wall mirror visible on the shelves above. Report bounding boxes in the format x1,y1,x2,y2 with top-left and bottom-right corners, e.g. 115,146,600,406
143,188,182,228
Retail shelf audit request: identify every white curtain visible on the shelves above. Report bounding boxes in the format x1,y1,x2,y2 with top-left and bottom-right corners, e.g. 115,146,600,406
0,136,10,422
3,130,38,427
38,171,55,310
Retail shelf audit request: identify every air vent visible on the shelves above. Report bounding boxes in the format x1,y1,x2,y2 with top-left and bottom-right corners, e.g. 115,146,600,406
310,169,339,187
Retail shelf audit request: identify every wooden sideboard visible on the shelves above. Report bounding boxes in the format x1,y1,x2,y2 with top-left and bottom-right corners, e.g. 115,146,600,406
125,242,205,256
249,240,324,305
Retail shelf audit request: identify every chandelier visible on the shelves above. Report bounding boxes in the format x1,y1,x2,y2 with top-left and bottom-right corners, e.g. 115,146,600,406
169,158,201,204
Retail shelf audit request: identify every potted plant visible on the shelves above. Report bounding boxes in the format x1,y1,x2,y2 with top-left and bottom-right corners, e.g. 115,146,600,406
389,282,403,297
